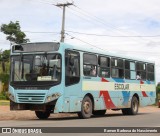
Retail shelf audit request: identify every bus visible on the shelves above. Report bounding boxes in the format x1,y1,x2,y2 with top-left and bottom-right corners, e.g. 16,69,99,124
9,42,156,119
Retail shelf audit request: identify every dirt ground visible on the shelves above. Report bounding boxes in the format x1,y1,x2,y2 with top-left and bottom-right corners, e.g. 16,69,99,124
0,106,77,120
0,105,159,121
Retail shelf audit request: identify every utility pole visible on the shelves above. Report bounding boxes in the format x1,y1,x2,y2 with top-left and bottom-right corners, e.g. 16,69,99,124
56,2,73,42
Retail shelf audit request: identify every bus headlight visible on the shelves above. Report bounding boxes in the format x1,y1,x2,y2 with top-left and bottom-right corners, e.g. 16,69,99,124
46,93,61,103
47,96,52,102
8,93,15,102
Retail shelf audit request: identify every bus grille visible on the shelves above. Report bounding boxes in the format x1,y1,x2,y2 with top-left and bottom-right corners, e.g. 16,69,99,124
17,93,45,103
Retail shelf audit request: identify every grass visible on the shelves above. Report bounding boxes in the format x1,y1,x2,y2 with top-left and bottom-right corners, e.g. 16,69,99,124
0,100,9,106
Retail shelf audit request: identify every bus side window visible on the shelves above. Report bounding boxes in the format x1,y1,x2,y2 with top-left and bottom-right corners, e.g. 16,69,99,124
136,62,146,80
111,58,124,78
83,53,97,77
147,64,154,81
65,50,80,86
125,60,136,80
98,56,110,78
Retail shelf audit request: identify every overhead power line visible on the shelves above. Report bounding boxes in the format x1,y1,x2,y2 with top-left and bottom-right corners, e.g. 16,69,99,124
66,34,160,56
72,4,145,35
23,30,160,37
24,31,60,34
66,30,160,37
66,33,106,51
70,4,157,44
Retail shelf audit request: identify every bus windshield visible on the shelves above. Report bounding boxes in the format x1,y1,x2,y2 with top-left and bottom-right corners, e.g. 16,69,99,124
10,53,61,86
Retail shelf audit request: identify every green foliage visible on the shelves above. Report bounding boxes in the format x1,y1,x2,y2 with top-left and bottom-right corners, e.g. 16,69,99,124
0,91,9,100
0,73,9,84
0,50,10,62
0,50,10,93
155,84,160,105
156,84,160,94
0,21,29,44
0,50,10,73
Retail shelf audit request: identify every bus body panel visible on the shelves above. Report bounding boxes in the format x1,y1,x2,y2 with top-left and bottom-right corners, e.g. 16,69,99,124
9,42,156,114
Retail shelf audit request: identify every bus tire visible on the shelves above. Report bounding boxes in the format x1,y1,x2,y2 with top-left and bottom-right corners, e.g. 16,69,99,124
130,96,139,115
78,96,92,119
122,96,139,115
93,110,106,116
35,111,50,119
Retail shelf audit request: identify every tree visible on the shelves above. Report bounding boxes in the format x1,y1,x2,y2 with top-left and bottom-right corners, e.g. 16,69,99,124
0,21,29,72
0,21,29,44
156,83,160,95
0,50,10,93
0,50,10,72
157,83,160,91
0,21,29,93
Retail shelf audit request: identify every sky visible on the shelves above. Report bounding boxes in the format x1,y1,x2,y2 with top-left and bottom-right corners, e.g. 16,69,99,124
0,0,160,82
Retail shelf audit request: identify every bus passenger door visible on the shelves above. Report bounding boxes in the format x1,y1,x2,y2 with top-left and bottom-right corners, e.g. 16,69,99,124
64,50,81,112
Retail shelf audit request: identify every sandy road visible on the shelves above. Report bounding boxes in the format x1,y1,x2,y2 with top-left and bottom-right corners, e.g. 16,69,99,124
0,105,159,121
0,106,160,136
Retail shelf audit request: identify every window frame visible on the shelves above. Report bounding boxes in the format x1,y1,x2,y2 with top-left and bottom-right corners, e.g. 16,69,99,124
111,57,124,78
124,60,136,80
98,55,110,78
146,63,155,81
83,53,97,77
10,53,62,88
65,50,80,86
136,61,147,80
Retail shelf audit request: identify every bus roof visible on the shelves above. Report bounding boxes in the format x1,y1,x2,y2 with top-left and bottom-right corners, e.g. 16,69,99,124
11,42,155,64
60,42,155,64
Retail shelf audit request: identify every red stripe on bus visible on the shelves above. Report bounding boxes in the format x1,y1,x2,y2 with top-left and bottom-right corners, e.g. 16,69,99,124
140,80,148,97
142,91,148,97
99,78,116,109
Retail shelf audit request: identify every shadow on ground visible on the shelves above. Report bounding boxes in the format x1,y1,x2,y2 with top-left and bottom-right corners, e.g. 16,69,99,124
26,112,151,121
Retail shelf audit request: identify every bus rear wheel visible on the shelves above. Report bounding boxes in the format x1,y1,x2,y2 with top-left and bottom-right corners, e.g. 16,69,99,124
78,96,92,119
122,96,139,115
93,110,106,116
35,111,50,119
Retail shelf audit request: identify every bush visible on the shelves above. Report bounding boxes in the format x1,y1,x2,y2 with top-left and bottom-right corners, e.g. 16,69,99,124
0,73,9,92
0,73,9,84
0,91,9,100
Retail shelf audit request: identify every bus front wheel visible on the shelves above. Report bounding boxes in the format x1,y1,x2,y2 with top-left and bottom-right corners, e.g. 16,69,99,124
78,96,92,119
35,111,50,119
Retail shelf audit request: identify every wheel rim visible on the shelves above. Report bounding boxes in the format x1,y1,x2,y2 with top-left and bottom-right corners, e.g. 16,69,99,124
133,100,138,112
83,101,91,114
